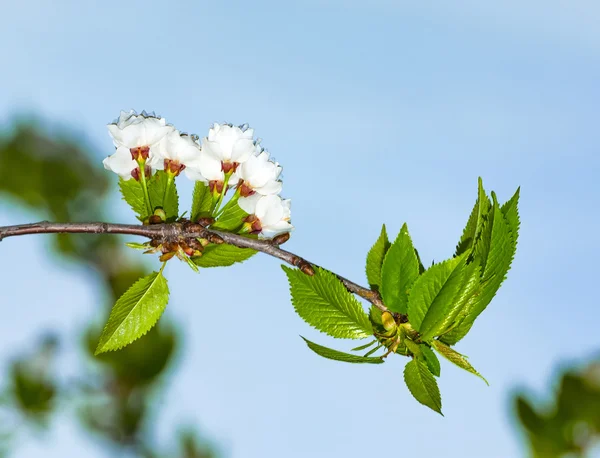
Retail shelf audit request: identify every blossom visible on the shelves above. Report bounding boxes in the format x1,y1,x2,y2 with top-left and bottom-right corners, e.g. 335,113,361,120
150,130,203,177
184,154,226,192
201,123,256,173
103,110,174,180
238,194,293,238
232,150,282,197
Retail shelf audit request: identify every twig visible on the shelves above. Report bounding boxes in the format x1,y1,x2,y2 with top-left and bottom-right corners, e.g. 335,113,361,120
0,221,388,312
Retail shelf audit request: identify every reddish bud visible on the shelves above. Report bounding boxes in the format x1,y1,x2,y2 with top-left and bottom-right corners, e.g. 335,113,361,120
131,165,152,181
196,217,215,227
271,232,290,246
187,239,204,252
159,251,176,262
299,262,315,276
206,233,224,244
148,215,163,225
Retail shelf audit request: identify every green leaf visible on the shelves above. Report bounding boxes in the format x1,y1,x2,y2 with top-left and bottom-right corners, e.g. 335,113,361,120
125,242,150,250
191,181,213,221
212,202,248,232
501,187,521,242
455,177,492,257
192,243,256,267
442,193,519,345
420,345,441,377
380,224,420,314
95,270,169,354
301,337,384,364
406,254,466,336
182,254,199,272
365,224,391,291
419,258,482,341
119,178,147,220
148,171,179,221
404,359,443,414
282,266,372,339
432,340,488,385
351,340,377,352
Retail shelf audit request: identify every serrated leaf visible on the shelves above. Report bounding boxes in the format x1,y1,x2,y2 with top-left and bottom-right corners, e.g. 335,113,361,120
501,187,521,242
119,178,147,220
406,254,466,335
301,337,384,364
432,340,488,385
442,194,519,345
95,271,169,354
212,202,247,232
283,266,372,339
420,345,441,377
192,243,256,267
147,171,179,221
404,359,443,414
365,224,391,291
380,224,420,314
455,177,492,257
419,258,481,341
191,181,213,221
96,270,169,354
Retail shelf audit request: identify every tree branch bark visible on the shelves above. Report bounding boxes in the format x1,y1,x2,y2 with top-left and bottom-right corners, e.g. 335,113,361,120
0,221,387,311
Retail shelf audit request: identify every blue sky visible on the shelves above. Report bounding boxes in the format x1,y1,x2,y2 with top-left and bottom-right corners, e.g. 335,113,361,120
1,1,599,457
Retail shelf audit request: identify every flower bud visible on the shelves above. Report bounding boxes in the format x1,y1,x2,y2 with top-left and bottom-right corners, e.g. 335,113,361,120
381,312,397,332
153,208,167,222
272,232,290,246
196,216,215,227
159,251,176,262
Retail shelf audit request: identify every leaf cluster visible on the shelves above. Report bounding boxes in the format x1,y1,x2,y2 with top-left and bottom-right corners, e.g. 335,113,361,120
283,178,519,413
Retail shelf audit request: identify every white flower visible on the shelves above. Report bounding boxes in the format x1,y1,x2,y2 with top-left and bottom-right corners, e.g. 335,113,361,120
201,123,256,172
184,154,225,187
150,130,203,177
239,194,293,238
103,146,140,179
107,110,174,150
232,150,282,196
103,110,174,180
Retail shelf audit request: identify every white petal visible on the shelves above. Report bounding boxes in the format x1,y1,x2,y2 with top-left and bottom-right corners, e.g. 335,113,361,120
231,138,255,163
201,139,224,162
254,180,282,195
260,221,293,239
197,154,224,181
103,146,136,179
238,193,261,214
256,195,284,226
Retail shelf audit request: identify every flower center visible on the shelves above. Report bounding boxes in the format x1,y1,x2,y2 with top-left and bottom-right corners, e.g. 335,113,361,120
238,181,255,198
164,159,186,176
243,214,262,234
221,161,239,174
129,146,150,161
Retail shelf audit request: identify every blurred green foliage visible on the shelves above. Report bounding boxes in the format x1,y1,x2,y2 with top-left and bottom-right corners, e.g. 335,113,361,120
0,120,216,458
515,359,600,458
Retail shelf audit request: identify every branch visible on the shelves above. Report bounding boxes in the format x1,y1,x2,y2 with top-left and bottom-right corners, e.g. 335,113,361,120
0,221,387,311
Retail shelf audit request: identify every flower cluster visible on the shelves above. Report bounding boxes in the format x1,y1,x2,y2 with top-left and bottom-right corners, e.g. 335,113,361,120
103,110,292,239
